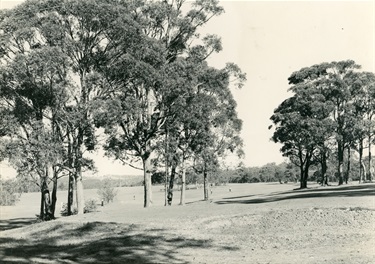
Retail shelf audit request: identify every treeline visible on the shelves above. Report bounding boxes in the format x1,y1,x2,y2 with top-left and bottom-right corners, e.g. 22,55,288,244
270,61,375,188
0,0,245,219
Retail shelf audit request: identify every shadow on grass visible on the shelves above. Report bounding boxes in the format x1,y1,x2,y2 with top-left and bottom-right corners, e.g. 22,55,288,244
0,221,237,263
216,184,375,205
0,218,38,231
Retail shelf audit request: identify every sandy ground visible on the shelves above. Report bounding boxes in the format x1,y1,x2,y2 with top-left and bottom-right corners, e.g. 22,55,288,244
0,182,374,263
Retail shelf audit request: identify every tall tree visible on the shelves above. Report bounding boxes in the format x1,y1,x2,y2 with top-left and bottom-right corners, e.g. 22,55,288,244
272,63,336,188
0,0,142,214
94,0,241,208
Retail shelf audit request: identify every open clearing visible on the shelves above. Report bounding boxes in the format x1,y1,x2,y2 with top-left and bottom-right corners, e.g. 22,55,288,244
1,182,374,263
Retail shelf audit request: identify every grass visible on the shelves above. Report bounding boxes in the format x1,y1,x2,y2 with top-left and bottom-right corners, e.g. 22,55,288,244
1,182,375,263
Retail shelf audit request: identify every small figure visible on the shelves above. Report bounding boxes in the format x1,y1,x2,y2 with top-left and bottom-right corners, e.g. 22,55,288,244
101,199,104,206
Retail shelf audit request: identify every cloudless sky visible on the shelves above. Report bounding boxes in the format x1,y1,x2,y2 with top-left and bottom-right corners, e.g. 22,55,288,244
0,0,374,178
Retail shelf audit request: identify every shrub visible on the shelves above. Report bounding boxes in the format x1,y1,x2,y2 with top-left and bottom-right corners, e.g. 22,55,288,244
0,179,20,206
84,198,98,213
97,178,118,204
60,198,98,216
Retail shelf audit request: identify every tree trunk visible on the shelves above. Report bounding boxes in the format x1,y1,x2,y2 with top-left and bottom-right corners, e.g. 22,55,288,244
179,158,186,206
338,140,344,185
345,146,351,184
40,185,45,220
143,155,152,208
167,165,176,206
68,172,74,215
203,164,209,201
359,140,364,183
50,167,58,218
40,176,52,221
301,168,308,189
299,165,305,189
75,170,84,214
369,134,373,182
321,151,328,186
164,126,169,206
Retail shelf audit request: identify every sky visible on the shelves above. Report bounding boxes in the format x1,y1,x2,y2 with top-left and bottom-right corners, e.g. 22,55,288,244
0,0,374,177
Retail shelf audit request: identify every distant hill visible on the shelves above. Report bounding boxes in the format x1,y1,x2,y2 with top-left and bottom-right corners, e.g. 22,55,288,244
82,175,144,190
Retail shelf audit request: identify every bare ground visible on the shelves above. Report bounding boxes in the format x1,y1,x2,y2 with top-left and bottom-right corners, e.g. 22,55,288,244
1,182,374,263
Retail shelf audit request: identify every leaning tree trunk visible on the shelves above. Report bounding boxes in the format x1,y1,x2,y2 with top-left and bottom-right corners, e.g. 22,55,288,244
337,140,344,185
167,165,176,206
179,158,186,206
300,155,310,189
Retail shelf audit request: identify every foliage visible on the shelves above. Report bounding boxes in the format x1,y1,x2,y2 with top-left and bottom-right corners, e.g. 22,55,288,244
97,178,118,204
151,171,166,185
0,179,21,205
0,0,245,210
60,198,98,216
271,60,375,188
84,198,98,213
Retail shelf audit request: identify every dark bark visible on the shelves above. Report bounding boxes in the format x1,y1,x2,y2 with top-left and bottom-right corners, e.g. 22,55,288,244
299,165,305,189
203,164,209,200
321,151,328,186
167,165,176,206
338,140,344,185
345,146,351,184
40,185,44,220
50,168,58,218
67,128,74,215
68,172,74,215
359,140,364,183
40,179,52,221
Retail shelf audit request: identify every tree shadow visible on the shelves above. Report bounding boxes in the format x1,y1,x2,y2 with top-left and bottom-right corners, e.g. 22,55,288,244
0,221,238,263
216,184,375,205
0,218,38,231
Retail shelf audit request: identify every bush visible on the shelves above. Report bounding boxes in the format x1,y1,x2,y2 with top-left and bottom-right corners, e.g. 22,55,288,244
97,178,118,204
60,198,98,216
0,179,20,205
60,203,76,216
84,198,98,213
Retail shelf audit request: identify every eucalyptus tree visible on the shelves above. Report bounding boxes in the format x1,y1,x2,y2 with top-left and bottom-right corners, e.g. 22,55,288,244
0,0,147,214
282,61,369,185
271,63,338,188
0,42,69,219
348,71,375,182
360,72,375,181
322,61,362,184
94,0,240,208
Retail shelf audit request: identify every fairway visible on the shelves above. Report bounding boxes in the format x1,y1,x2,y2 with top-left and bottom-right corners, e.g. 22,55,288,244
1,182,374,263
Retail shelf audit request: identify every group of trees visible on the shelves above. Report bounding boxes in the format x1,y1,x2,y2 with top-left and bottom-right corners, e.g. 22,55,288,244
271,61,375,188
0,0,245,219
